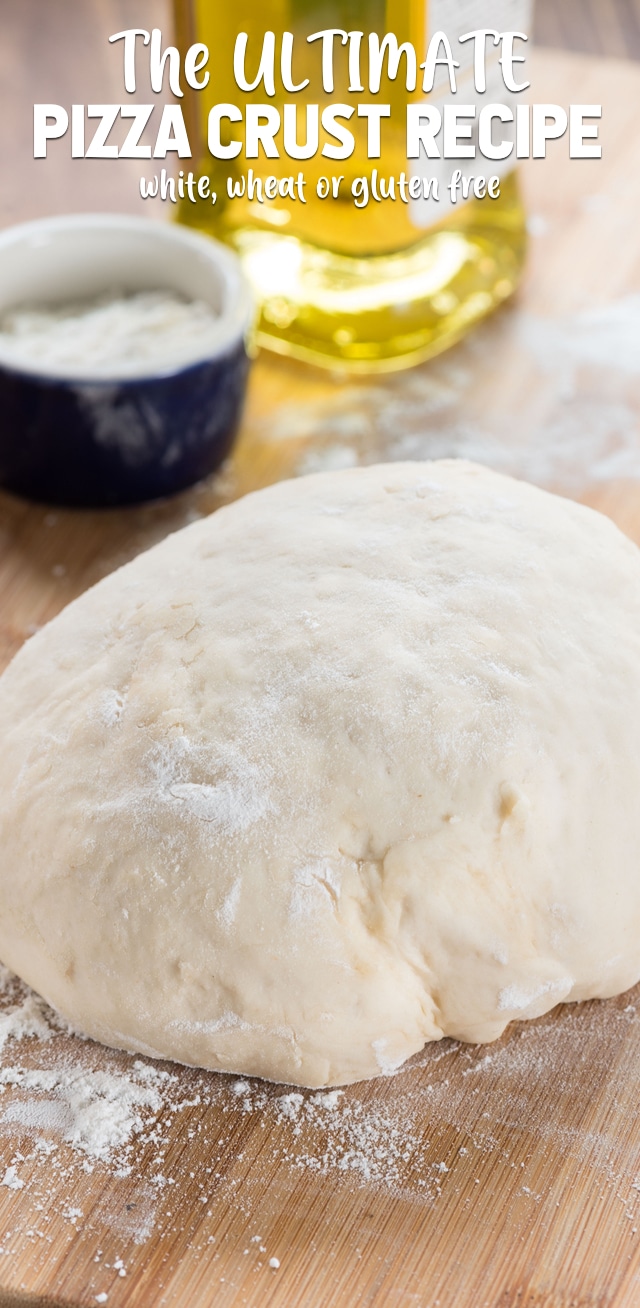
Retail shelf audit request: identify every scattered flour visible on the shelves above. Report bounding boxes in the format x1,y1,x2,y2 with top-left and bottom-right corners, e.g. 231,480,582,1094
216,877,243,929
151,737,274,839
2,1166,24,1191
497,978,573,1012
0,959,640,1290
1,964,640,1205
0,988,53,1053
0,1065,167,1160
100,690,125,727
276,296,640,494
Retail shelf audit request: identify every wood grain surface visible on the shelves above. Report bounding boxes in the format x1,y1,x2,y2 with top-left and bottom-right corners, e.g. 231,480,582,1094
1,38,640,1308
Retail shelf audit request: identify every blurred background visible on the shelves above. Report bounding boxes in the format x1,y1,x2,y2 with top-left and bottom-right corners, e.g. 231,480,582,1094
1,0,639,232
1,0,639,510
536,0,640,56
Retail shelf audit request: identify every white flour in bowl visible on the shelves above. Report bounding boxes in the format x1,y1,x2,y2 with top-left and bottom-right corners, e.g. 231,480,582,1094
0,291,222,379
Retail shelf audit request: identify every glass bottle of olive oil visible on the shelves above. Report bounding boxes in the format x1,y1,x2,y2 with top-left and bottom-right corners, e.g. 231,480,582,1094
174,1,532,371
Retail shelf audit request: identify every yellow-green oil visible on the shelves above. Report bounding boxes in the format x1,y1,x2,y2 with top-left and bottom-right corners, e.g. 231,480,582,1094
173,1,527,371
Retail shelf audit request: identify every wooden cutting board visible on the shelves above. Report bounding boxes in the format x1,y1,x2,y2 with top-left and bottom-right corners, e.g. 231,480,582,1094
1,48,640,1308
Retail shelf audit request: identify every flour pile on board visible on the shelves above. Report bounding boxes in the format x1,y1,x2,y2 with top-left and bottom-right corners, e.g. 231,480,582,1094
0,968,174,1168
0,964,446,1207
0,966,438,1198
0,1064,167,1161
2,957,640,1284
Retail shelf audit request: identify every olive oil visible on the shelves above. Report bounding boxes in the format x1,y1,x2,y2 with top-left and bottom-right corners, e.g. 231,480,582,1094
174,1,531,371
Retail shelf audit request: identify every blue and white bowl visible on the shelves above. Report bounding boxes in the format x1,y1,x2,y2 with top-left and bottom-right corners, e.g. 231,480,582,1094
0,214,254,507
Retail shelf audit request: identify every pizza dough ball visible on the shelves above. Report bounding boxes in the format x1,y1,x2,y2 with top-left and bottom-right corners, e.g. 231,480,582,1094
1,461,640,1088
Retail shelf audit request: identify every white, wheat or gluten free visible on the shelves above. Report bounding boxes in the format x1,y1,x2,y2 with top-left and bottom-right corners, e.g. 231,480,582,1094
0,460,640,1088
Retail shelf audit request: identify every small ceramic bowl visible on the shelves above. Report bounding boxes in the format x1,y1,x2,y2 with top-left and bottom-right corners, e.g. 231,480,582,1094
0,214,254,507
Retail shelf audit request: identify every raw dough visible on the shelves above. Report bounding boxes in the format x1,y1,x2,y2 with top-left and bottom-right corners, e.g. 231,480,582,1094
1,460,640,1089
